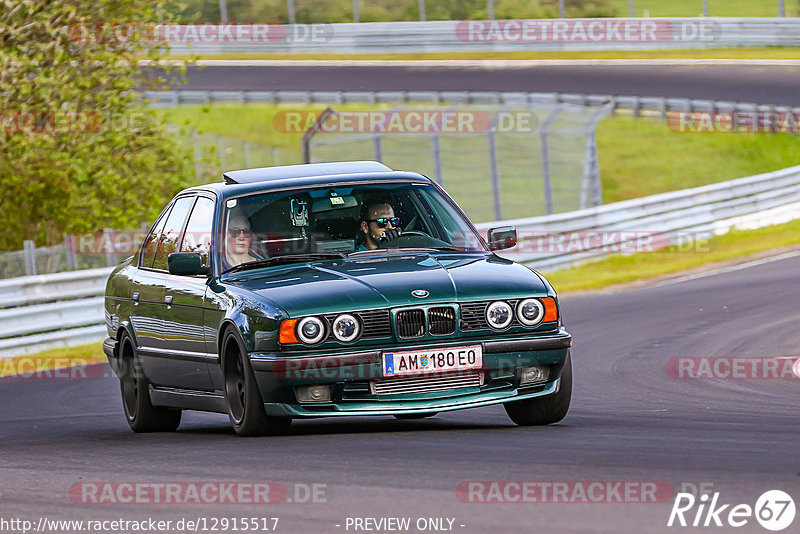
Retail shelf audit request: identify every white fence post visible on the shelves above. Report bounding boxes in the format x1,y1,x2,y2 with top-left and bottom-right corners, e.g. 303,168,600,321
23,240,36,276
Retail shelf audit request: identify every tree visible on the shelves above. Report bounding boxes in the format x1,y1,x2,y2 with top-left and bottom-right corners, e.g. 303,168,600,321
0,0,193,251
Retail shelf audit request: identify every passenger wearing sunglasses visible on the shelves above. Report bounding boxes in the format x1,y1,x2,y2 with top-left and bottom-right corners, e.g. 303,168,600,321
223,212,258,270
357,202,402,251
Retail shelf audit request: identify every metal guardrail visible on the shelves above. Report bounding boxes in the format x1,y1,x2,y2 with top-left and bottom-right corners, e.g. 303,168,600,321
144,89,800,118
479,164,800,270
4,164,800,358
0,268,112,358
163,18,800,54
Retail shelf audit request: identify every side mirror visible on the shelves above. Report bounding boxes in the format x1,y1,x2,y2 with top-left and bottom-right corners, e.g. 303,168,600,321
168,252,208,276
487,226,517,251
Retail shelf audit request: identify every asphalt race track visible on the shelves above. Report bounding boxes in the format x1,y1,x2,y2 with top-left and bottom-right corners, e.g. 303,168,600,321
2,253,798,533
178,63,800,105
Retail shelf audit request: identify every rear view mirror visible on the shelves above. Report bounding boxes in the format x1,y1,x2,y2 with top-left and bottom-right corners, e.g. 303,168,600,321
168,252,208,276
487,226,517,251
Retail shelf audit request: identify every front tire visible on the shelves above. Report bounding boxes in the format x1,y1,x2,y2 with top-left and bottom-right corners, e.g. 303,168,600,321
221,328,291,437
119,333,182,433
504,351,572,426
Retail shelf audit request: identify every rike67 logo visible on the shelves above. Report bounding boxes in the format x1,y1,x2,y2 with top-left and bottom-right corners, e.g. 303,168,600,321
668,490,795,531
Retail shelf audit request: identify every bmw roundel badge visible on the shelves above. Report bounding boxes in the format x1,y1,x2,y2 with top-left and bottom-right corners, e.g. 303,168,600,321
412,289,430,298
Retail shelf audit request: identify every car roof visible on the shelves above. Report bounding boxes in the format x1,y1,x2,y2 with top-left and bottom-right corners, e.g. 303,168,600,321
181,161,436,199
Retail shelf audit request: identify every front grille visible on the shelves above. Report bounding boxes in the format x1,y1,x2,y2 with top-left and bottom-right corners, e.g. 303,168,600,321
460,300,519,330
356,309,392,338
460,302,489,330
396,309,425,338
370,371,483,396
323,309,391,341
428,306,456,335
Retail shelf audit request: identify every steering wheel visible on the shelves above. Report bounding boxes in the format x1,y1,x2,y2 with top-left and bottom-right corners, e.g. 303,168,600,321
378,230,431,249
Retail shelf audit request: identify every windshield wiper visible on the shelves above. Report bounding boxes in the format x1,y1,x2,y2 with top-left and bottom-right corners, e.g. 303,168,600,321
222,253,346,274
348,246,466,257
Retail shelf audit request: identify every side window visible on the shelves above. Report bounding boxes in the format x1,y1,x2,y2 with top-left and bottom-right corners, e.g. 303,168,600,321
179,197,215,266
140,207,171,268
152,196,196,271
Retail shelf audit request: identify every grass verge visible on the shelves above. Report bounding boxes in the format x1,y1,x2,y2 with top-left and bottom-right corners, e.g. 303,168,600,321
543,218,800,293
0,342,105,378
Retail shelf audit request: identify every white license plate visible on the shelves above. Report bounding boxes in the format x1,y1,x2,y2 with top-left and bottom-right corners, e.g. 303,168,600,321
382,345,483,377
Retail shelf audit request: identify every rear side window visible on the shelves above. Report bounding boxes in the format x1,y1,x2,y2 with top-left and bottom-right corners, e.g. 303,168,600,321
140,207,171,268
180,197,215,265
152,196,196,271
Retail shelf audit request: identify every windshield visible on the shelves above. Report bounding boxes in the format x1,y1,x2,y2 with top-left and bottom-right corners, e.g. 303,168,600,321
219,182,487,272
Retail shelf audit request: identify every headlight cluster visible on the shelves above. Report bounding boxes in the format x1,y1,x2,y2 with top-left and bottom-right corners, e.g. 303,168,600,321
280,314,362,345
485,298,553,329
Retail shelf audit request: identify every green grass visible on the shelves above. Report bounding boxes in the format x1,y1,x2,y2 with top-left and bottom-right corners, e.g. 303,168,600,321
607,0,795,17
0,342,104,377
167,47,800,61
544,218,800,293
597,115,800,203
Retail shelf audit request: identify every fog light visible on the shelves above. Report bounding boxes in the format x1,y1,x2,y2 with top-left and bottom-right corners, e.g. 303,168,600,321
520,366,550,385
296,385,332,403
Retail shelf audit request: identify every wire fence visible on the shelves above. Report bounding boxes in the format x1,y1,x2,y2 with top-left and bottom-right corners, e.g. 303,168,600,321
173,128,302,184
306,103,610,222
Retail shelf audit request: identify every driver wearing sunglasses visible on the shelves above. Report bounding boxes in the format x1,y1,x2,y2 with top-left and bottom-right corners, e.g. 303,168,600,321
223,211,258,270
357,202,402,251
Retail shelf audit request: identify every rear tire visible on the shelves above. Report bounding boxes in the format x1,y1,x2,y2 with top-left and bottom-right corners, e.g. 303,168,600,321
504,351,572,426
221,328,291,437
119,333,182,433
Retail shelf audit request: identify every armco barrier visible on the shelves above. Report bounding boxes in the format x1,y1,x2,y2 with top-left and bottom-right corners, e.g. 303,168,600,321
479,164,800,270
3,165,800,358
0,268,112,358
143,89,800,121
159,18,800,54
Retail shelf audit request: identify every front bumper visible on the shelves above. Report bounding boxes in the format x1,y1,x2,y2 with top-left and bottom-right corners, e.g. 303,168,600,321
250,329,571,418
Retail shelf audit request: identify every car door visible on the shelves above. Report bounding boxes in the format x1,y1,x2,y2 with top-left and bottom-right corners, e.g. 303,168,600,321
138,195,208,390
129,204,172,357
161,194,217,392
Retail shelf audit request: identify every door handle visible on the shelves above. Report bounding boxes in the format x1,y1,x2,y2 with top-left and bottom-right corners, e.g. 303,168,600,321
164,295,173,306
132,291,140,304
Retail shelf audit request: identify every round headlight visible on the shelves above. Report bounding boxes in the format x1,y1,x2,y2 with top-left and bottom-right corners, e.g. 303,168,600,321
332,314,361,343
486,301,513,329
296,316,326,344
517,299,545,326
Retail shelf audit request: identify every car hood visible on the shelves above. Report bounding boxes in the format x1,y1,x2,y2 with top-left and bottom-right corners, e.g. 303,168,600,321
229,253,550,317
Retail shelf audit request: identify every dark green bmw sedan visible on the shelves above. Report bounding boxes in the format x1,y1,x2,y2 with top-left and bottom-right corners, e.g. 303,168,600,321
103,161,572,436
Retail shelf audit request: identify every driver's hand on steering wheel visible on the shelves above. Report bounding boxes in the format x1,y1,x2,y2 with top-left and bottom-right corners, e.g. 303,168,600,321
381,227,402,243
